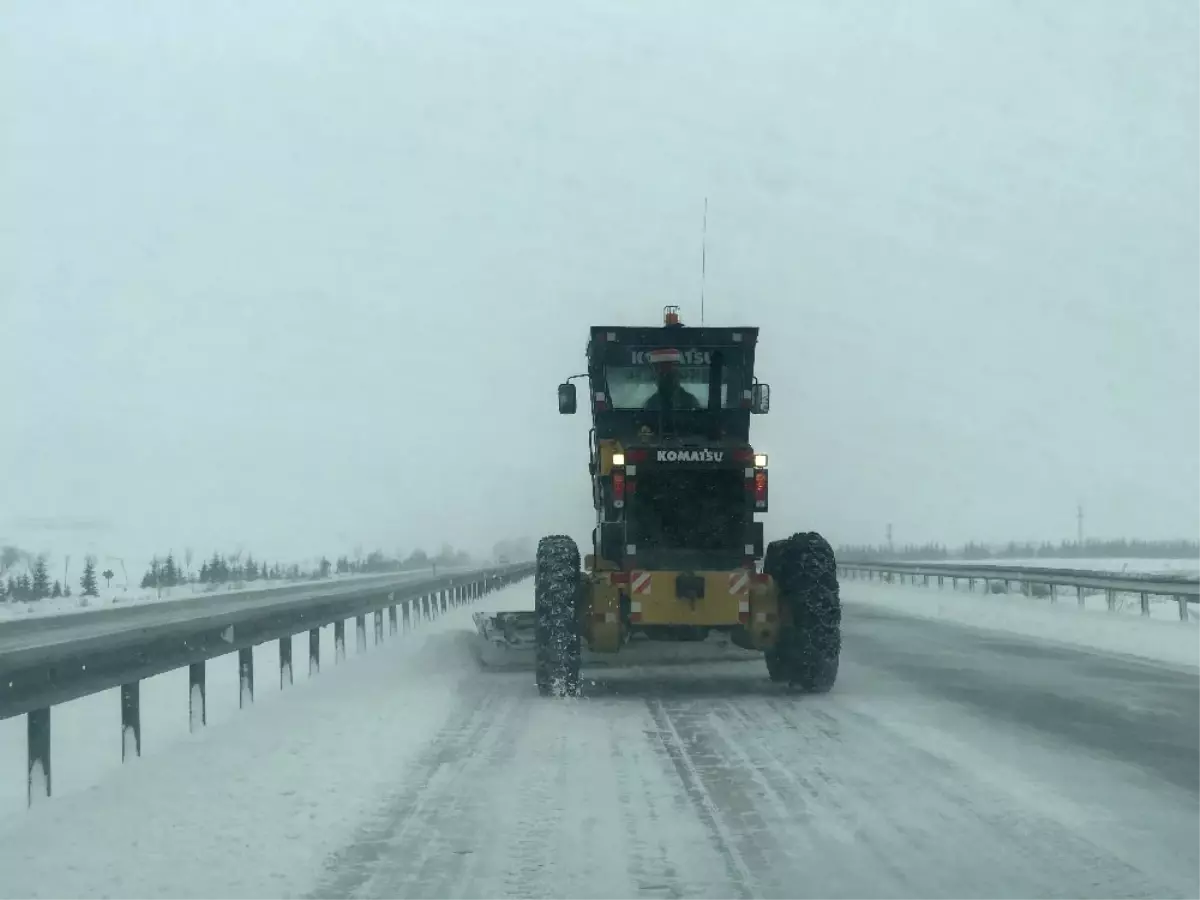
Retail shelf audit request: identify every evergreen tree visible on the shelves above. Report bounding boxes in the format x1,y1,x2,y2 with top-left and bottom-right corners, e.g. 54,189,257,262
141,558,160,589
80,557,99,597
31,556,51,600
164,553,179,587
244,554,257,582
51,580,62,598
16,573,32,601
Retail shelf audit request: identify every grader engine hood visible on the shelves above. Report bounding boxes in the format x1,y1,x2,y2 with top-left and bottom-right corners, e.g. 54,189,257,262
607,443,768,572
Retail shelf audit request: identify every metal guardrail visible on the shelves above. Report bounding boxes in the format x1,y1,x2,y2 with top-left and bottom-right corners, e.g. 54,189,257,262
839,560,1199,621
1,561,535,806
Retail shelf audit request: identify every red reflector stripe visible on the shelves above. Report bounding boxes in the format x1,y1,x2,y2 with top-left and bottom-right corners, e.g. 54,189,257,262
627,448,647,463
733,448,754,462
609,572,630,584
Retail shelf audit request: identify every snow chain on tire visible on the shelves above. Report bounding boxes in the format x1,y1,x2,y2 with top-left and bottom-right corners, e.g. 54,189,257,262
534,534,582,697
764,532,841,692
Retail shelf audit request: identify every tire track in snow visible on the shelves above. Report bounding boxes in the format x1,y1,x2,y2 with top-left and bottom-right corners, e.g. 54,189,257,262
305,678,520,899
646,699,758,899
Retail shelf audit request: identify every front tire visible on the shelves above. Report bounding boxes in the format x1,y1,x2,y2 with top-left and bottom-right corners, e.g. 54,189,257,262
764,532,841,693
534,534,581,696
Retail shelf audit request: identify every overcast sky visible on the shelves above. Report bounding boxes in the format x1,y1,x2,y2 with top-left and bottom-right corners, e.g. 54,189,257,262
2,0,1196,567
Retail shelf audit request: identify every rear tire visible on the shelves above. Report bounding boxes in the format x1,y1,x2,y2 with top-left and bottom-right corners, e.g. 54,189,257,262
534,534,581,697
764,532,841,693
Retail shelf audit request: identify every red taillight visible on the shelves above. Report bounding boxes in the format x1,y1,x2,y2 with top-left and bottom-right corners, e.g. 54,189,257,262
754,469,768,508
612,468,626,508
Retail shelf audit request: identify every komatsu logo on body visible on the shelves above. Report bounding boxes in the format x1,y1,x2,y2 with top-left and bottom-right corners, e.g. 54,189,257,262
632,349,712,365
657,449,725,463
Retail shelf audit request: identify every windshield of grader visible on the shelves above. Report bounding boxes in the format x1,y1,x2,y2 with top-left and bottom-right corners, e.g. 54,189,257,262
603,356,746,410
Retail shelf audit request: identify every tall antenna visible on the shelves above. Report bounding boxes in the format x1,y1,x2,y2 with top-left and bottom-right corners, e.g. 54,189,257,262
700,197,708,325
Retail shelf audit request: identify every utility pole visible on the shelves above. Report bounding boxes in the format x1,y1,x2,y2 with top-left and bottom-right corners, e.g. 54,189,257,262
1076,504,1084,546
886,523,894,554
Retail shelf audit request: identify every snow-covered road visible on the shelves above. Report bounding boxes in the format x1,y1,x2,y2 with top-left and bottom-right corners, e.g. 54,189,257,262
1,581,1196,899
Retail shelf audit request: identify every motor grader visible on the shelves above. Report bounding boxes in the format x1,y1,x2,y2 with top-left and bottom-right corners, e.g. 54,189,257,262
478,307,841,696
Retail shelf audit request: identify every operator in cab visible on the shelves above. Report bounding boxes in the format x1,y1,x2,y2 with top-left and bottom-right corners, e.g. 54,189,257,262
643,355,702,411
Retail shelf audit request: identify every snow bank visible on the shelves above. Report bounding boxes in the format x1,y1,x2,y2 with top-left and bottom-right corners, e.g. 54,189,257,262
846,580,1199,671
0,581,531,899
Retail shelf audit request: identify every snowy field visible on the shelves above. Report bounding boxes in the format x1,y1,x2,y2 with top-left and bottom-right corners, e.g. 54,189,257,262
0,566,458,623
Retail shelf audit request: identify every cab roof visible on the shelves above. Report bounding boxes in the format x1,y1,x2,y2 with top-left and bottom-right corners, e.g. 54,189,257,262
588,325,759,347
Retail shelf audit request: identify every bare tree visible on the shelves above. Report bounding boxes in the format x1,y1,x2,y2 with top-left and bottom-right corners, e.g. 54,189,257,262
0,545,22,575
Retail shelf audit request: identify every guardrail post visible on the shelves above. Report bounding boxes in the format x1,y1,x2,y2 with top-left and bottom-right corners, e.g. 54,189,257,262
309,629,320,676
1105,589,1116,612
239,647,254,708
189,662,206,731
937,575,944,589
389,604,398,634
27,707,50,806
1139,592,1150,617
1049,583,1057,603
280,635,293,688
356,615,367,652
335,620,346,660
1077,585,1085,607
968,578,974,592
374,609,384,644
1178,596,1189,621
403,601,411,631
121,682,141,760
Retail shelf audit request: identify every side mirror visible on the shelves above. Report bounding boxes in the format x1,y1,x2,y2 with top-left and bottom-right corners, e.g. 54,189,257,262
558,383,577,415
751,383,770,414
